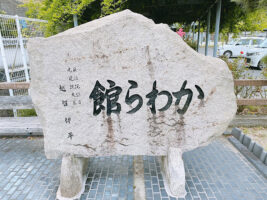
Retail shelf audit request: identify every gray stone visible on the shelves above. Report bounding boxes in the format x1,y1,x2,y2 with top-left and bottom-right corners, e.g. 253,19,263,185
28,9,236,159
57,156,89,200
265,155,267,166
28,10,236,198
231,128,242,140
252,143,264,159
133,156,145,200
228,137,267,178
260,151,266,163
248,141,255,152
239,132,244,143
242,134,251,148
223,130,231,135
230,115,267,128
161,148,186,198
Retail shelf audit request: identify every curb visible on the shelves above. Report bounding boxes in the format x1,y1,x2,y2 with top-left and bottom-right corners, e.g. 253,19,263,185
228,127,267,178
230,115,267,127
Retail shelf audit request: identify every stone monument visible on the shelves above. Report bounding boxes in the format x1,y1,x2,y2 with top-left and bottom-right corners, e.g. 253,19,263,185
28,10,237,199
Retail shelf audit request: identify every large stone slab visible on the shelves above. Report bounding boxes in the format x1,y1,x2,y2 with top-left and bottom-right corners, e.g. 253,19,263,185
28,10,236,159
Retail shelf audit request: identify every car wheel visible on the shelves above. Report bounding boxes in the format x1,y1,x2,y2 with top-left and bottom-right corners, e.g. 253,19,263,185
0,70,6,82
257,60,266,70
223,51,232,58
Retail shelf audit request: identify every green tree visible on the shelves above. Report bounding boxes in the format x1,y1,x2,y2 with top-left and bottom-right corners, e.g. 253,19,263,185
100,0,126,16
219,4,266,43
232,0,267,12
22,0,128,37
262,56,267,78
22,0,98,36
234,9,267,32
22,0,267,37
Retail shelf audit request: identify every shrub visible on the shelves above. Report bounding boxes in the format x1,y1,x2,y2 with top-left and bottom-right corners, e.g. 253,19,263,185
184,38,197,50
220,56,266,114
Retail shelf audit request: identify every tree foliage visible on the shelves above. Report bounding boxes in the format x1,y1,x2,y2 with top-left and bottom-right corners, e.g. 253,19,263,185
236,9,267,32
232,0,267,12
220,6,267,39
22,0,97,36
100,0,126,16
21,0,129,36
22,0,267,37
208,1,267,43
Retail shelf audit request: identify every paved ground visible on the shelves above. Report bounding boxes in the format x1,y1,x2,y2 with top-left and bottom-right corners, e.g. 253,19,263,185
198,47,214,57
0,137,266,200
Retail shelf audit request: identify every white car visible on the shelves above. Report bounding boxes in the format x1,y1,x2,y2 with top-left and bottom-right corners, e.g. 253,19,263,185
245,39,267,69
218,37,264,58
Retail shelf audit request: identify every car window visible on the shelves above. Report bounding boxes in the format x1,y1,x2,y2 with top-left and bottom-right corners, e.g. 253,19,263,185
259,40,267,48
252,39,263,45
229,39,238,45
237,39,250,45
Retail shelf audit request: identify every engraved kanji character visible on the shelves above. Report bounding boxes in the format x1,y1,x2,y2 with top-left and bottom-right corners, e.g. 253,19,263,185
89,81,106,116
105,80,122,116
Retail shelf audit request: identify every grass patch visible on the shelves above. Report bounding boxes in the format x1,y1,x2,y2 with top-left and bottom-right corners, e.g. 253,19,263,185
239,105,267,115
17,109,37,117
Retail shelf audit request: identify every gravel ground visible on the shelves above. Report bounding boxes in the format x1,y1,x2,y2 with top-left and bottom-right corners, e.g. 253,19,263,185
239,126,267,150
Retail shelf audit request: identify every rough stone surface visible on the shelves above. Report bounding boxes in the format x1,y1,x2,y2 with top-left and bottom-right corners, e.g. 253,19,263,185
133,156,145,200
28,10,236,159
57,156,89,199
161,148,186,197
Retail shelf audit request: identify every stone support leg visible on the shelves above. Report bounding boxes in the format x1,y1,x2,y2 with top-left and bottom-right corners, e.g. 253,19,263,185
161,147,186,198
57,155,89,200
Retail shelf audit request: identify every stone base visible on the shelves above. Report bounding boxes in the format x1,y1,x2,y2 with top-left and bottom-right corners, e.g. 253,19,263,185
161,148,186,198
56,151,186,199
56,155,89,200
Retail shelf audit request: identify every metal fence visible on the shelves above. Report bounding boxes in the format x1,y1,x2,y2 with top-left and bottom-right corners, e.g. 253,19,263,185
0,14,47,116
0,14,47,95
